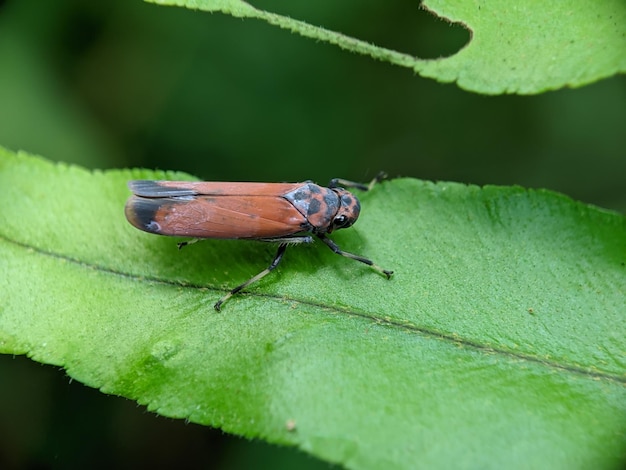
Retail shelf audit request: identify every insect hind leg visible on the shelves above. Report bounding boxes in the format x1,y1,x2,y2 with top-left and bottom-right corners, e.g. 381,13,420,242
214,243,288,311
257,235,313,245
177,238,200,250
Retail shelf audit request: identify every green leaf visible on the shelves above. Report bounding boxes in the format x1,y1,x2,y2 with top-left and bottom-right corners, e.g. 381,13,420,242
1,146,625,469
144,0,626,94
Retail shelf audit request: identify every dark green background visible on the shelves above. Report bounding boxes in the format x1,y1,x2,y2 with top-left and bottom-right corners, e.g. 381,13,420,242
1,0,624,468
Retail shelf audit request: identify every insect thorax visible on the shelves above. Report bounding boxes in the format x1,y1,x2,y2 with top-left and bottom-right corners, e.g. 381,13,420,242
283,183,340,232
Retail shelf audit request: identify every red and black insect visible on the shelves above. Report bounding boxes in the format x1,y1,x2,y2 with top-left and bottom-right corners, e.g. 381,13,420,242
125,175,393,310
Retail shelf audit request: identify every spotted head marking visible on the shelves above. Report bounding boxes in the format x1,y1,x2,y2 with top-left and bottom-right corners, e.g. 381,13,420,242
327,188,361,233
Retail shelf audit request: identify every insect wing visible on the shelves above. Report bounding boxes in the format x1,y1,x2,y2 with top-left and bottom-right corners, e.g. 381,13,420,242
125,193,308,239
128,180,302,198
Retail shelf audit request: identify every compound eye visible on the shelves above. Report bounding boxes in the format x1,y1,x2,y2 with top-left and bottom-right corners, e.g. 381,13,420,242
333,215,349,228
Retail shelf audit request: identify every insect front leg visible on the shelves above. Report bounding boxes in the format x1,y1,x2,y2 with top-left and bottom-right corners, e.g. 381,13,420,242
214,243,289,312
317,234,393,279
328,171,388,192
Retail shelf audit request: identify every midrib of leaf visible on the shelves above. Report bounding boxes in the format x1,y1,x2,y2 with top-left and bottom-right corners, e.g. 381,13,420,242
2,224,624,386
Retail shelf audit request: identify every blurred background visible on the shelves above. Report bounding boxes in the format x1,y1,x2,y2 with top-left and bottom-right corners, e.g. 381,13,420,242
0,0,624,467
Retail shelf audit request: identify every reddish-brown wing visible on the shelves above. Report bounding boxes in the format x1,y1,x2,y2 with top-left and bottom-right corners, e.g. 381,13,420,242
125,181,308,239
128,180,303,198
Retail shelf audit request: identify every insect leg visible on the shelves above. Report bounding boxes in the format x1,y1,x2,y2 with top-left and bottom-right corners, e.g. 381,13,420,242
258,236,313,245
328,171,388,192
178,236,311,250
317,234,393,279
214,243,288,312
177,238,200,250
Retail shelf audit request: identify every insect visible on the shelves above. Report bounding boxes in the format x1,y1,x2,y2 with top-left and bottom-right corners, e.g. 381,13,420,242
125,174,393,311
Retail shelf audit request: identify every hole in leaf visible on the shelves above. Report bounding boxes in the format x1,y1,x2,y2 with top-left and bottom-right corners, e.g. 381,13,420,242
251,0,469,58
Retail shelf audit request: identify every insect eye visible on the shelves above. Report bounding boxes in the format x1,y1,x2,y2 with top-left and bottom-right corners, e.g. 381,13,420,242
334,215,349,227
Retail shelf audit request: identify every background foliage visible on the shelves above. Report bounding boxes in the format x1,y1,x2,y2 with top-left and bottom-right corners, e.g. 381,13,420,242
0,0,624,468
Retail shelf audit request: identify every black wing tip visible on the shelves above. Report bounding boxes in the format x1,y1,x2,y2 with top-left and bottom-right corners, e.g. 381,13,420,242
124,196,163,234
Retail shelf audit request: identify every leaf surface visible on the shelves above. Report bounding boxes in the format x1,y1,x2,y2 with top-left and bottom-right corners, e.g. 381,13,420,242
144,0,626,94
1,147,625,469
